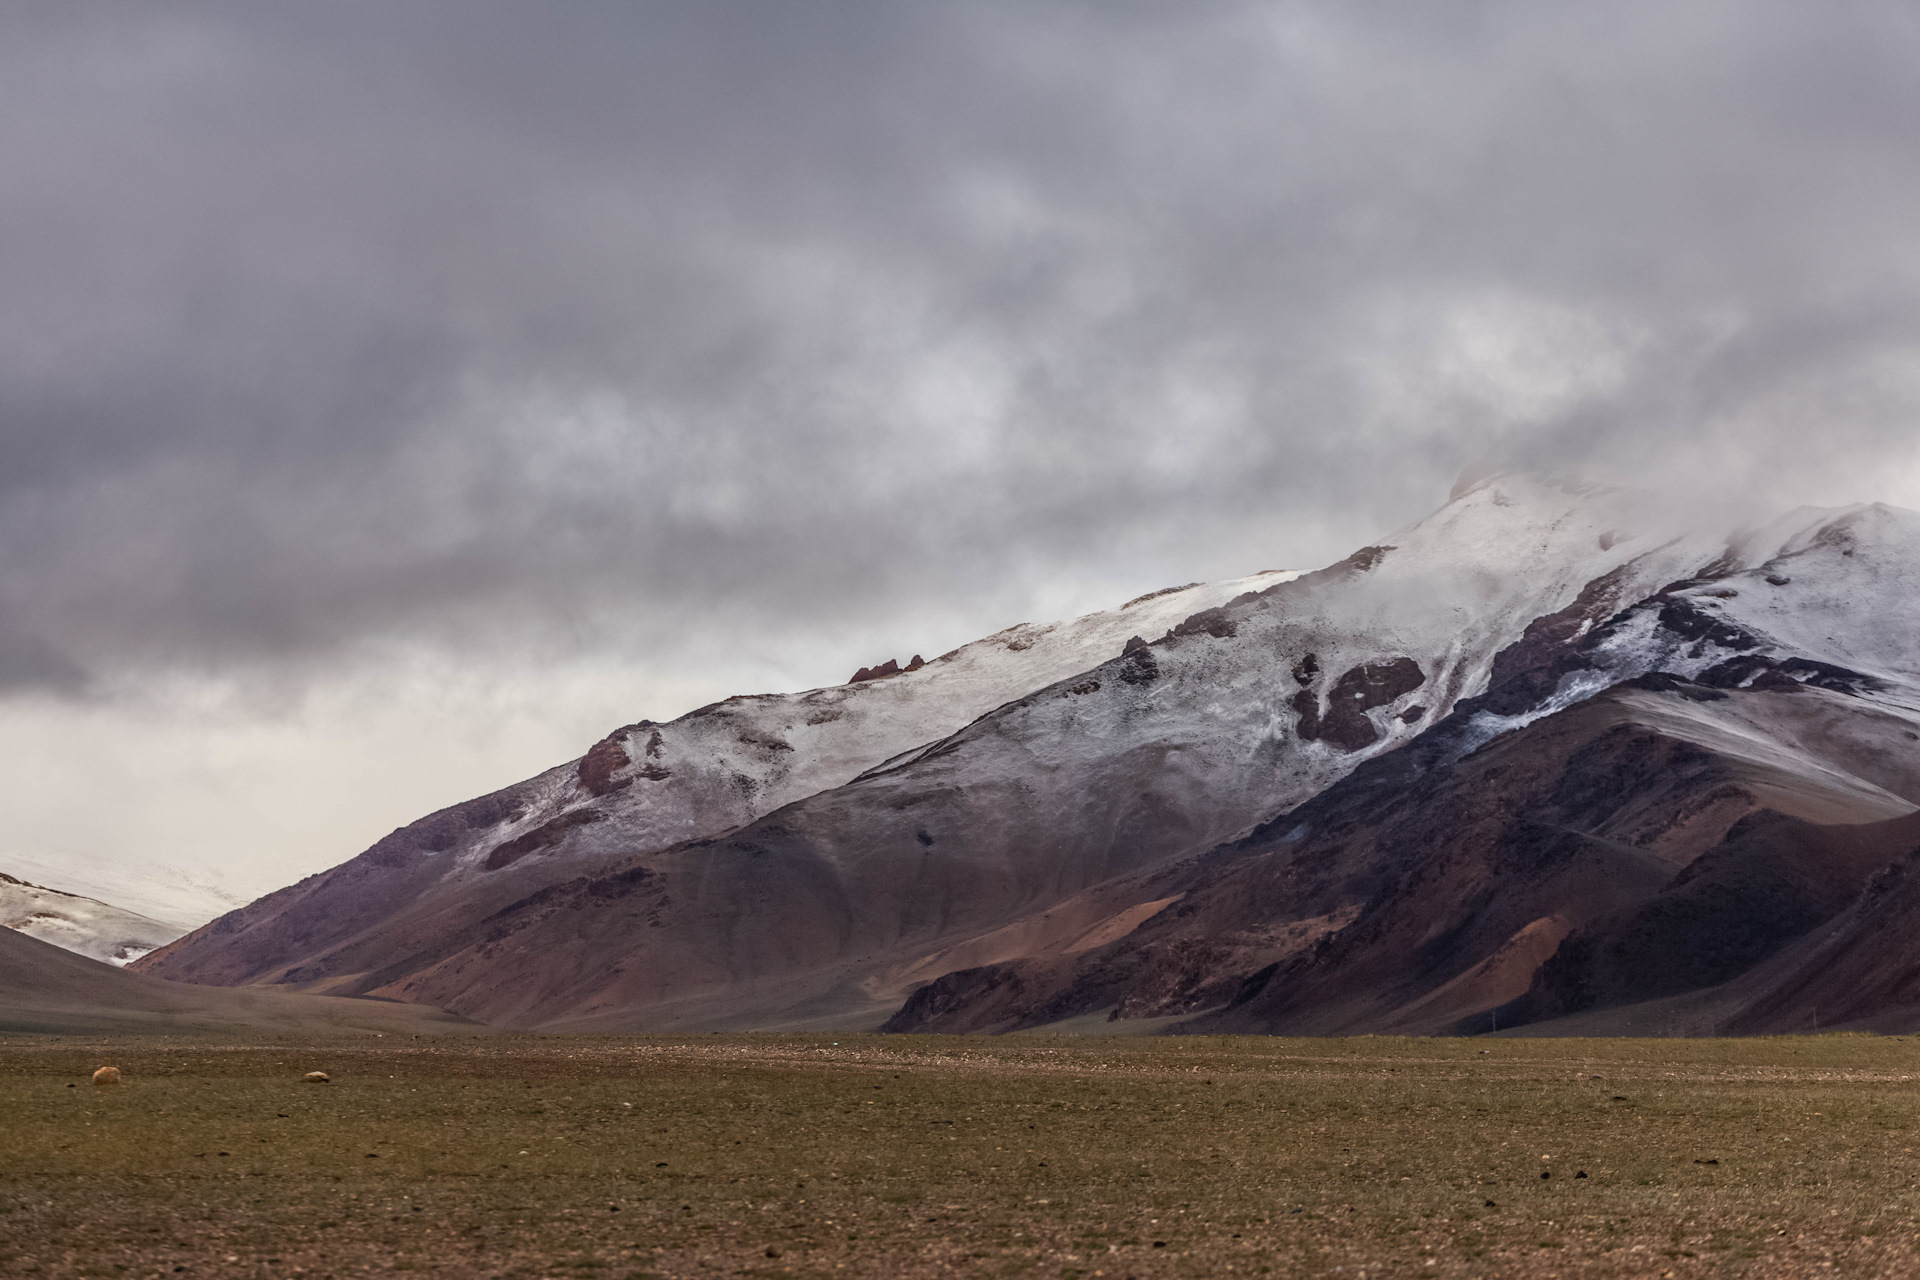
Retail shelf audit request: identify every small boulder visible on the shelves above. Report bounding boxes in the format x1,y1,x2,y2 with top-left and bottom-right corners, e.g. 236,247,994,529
303,1071,331,1084
91,1066,121,1085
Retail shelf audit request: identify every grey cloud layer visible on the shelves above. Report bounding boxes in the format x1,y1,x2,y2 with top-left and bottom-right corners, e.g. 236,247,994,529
5,0,1920,691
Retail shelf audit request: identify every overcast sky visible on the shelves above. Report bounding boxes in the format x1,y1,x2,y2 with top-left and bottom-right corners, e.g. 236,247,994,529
6,1,1920,902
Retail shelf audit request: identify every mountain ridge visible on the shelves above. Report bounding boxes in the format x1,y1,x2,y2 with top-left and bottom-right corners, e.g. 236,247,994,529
135,473,1920,1038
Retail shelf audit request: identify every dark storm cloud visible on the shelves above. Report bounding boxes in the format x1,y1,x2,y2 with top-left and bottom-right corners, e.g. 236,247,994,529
5,0,1920,692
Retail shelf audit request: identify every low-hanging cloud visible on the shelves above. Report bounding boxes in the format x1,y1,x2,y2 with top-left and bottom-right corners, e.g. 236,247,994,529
6,0,1920,699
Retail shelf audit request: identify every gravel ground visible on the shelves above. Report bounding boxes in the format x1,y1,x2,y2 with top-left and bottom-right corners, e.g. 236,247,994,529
4,1032,1920,1278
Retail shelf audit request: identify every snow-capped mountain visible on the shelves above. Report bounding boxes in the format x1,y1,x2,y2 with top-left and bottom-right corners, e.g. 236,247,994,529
132,569,1300,992
138,472,1920,1037
0,872,187,966
890,491,1920,1036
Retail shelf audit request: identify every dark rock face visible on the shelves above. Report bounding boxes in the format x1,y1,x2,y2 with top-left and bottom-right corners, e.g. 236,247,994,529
362,792,526,868
1289,688,1321,741
484,809,606,872
1515,808,1920,1028
1459,565,1635,717
1654,600,1761,651
1721,836,1920,1035
577,734,632,796
883,962,1056,1034
1117,642,1159,685
850,659,902,683
1295,658,1426,751
1696,654,1883,696
1181,700,1706,1032
883,945,1162,1035
1108,935,1308,1020
1331,544,1393,576
1169,607,1238,640
1438,559,1808,730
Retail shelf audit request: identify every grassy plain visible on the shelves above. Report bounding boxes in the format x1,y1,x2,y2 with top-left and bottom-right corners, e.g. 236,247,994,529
4,1033,1920,1278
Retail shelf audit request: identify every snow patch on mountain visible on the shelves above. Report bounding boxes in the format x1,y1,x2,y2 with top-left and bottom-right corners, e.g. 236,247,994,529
1700,503,1920,686
1428,499,1920,762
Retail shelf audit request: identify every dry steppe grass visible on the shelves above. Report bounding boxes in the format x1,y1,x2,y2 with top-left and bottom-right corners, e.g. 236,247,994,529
4,1032,1920,1278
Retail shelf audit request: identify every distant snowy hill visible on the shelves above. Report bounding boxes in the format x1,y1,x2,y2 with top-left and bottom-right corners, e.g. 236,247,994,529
0,849,253,931
0,872,186,966
139,472,1920,1038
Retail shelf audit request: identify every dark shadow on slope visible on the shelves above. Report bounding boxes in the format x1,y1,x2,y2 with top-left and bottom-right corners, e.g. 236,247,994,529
1500,808,1920,1027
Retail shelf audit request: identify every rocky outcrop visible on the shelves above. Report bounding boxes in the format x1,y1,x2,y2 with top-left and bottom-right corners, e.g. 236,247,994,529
849,655,925,683
577,732,633,795
483,809,606,871
1293,657,1427,751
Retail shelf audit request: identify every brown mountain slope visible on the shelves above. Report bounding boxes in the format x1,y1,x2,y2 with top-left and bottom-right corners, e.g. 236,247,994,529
887,675,1920,1036
1714,839,1920,1035
1507,807,1920,1026
0,925,481,1036
1486,817,1920,1039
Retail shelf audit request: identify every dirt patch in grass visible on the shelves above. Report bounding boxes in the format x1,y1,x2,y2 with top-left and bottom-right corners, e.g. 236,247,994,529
4,1033,1920,1277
